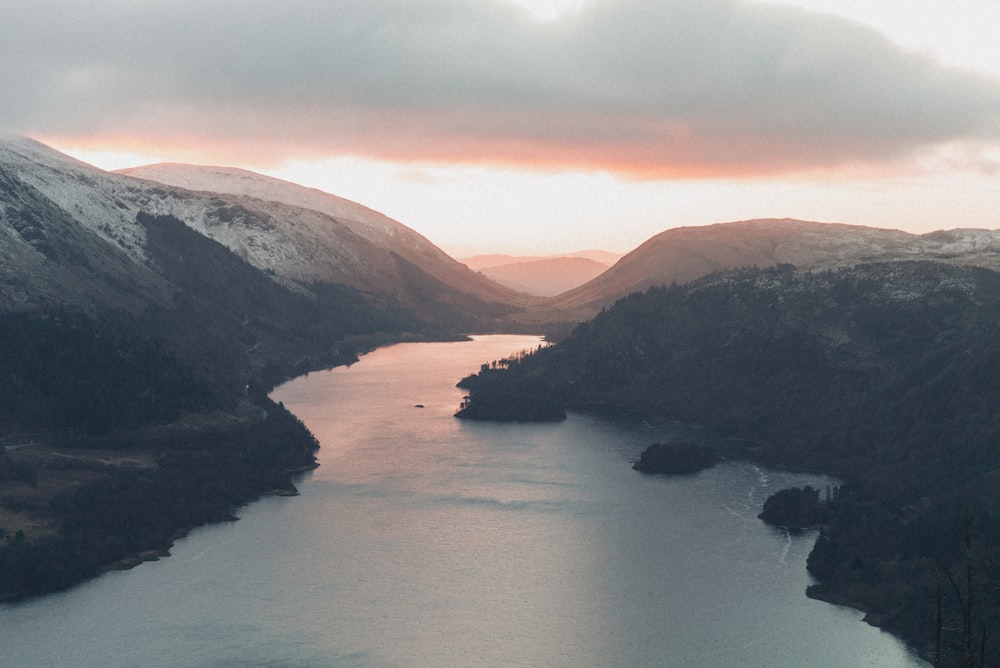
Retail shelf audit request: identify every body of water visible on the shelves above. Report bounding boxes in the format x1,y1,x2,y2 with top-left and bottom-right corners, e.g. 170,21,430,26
0,335,924,666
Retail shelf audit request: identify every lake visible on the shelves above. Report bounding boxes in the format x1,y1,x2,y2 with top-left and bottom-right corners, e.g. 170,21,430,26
0,335,924,667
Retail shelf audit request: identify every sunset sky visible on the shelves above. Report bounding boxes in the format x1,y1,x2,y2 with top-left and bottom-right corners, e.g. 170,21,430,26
4,0,1000,255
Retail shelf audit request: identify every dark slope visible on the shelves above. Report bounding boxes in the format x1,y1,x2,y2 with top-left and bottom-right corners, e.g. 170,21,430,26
0,207,409,598
457,261,1000,664
136,212,423,390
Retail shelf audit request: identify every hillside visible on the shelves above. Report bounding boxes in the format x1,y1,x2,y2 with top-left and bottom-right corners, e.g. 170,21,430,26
456,261,1000,664
1,138,524,319
0,138,526,383
0,138,172,313
0,137,524,599
549,219,1000,313
120,163,523,306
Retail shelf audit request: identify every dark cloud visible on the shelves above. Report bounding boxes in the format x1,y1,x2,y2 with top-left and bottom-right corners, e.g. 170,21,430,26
4,0,999,174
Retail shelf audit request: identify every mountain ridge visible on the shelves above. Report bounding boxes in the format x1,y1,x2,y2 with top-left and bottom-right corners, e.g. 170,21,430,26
460,249,622,271
0,138,527,321
118,163,522,304
548,218,1000,312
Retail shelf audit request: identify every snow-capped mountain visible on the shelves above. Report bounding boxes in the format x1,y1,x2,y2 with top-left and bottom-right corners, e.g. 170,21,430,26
0,137,521,317
0,135,541,400
117,163,519,303
118,164,408,244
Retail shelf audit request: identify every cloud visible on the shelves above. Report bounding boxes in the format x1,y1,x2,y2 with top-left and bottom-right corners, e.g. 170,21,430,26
4,0,1000,176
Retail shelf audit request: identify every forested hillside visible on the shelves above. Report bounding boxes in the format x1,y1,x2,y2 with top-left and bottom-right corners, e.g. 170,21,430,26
456,261,1000,665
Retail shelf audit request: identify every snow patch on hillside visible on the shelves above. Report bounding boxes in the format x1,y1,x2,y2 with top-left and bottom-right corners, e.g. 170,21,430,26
0,137,148,261
119,164,433,252
115,162,513,300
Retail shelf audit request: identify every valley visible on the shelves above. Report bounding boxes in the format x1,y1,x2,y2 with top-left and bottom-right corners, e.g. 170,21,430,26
1,137,999,665
0,138,533,598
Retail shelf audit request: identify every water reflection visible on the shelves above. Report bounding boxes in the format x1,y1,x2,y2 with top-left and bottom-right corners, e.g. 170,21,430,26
0,335,924,667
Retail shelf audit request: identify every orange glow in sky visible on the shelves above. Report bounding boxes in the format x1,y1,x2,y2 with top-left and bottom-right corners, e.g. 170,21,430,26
17,0,1000,256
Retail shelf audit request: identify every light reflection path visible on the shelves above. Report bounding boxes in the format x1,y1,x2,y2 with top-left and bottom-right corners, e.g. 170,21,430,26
0,335,926,668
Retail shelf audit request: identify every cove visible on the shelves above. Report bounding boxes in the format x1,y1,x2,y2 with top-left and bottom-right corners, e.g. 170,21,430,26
0,335,924,667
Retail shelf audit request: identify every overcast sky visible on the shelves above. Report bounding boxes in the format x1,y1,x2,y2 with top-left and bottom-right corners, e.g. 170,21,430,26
4,0,1000,255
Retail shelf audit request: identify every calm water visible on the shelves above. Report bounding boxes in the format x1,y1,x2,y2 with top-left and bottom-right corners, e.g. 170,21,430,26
0,335,924,667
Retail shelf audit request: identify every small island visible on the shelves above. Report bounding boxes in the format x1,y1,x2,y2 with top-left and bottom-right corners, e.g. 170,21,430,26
757,485,830,531
632,441,718,475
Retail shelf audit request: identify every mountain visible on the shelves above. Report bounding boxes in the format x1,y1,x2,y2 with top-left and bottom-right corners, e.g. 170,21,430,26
0,136,526,598
0,137,174,313
455,261,1000,663
463,255,613,297
461,250,622,272
1,138,525,325
548,218,1000,312
118,163,521,306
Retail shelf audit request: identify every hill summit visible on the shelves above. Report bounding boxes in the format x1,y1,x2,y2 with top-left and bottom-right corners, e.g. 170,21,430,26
549,218,1000,313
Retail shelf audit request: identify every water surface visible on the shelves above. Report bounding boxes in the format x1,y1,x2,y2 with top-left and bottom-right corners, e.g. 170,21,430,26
0,335,924,667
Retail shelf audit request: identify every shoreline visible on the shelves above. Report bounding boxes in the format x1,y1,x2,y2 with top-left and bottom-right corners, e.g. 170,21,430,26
520,404,932,663
0,397,320,602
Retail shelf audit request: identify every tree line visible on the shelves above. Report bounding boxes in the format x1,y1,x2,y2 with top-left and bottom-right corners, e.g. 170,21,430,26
455,261,1000,665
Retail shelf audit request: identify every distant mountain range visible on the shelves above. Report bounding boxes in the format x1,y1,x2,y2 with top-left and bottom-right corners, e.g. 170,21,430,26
11,138,1000,326
461,250,622,272
8,136,1000,402
459,251,621,297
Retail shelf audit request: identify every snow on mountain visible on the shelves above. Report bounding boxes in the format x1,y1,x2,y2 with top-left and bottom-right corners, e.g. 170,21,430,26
0,137,522,318
0,136,149,263
118,164,402,242
107,178,400,293
0,138,173,312
118,163,517,302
